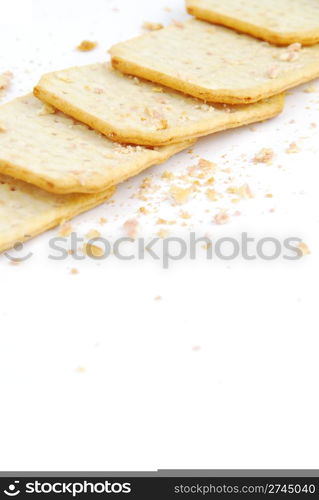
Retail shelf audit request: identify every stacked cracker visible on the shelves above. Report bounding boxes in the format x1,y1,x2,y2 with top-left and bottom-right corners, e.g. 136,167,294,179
1,0,319,253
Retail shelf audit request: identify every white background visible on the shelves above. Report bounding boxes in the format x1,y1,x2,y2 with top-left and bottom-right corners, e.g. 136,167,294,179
0,0,318,471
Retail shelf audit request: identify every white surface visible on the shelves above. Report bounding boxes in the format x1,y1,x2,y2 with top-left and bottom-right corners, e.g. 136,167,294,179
0,0,319,471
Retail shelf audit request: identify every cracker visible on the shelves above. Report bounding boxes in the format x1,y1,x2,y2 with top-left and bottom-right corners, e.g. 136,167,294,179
0,94,193,194
34,63,284,146
110,19,319,104
186,0,319,46
0,173,115,254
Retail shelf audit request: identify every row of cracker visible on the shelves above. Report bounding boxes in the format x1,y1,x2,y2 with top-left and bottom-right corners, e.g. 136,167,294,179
2,1,319,253
0,83,283,253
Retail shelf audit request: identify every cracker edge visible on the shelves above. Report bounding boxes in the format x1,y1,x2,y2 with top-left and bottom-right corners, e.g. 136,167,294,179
0,185,115,254
185,0,319,46
34,77,285,146
110,49,319,104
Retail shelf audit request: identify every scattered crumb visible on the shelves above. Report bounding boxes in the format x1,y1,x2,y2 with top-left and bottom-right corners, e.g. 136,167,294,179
214,210,230,225
70,268,79,275
253,148,274,164
85,229,101,240
180,210,191,219
288,42,302,52
38,103,55,116
82,243,105,258
158,229,170,238
0,123,6,133
198,158,216,169
59,222,73,237
76,40,97,51
266,66,280,79
139,206,149,215
286,142,300,154
154,295,162,301
99,217,108,225
172,19,184,28
161,170,175,180
158,118,168,130
76,366,86,373
303,85,318,93
170,185,192,204
142,21,163,31
123,219,139,239
238,184,254,199
206,189,218,201
298,242,311,256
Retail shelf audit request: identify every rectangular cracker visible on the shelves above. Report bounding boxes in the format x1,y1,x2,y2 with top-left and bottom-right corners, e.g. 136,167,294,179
0,173,115,254
0,94,193,194
34,63,284,147
186,0,319,46
110,19,319,104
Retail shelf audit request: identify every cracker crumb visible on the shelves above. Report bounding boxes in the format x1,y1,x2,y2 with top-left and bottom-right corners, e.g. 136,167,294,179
180,210,191,219
158,229,170,238
123,219,139,239
99,217,108,225
298,242,311,256
286,142,300,154
158,118,168,130
198,158,216,170
154,295,162,301
192,346,201,352
86,229,101,239
253,148,274,164
0,123,6,133
214,210,230,225
266,66,280,79
278,51,299,62
38,103,56,116
161,170,175,180
139,206,149,215
82,243,104,258
70,268,79,275
170,185,192,204
173,19,185,28
76,366,86,373
59,222,73,237
303,85,318,93
238,184,254,199
206,189,218,201
76,40,97,51
142,21,163,31
288,42,302,52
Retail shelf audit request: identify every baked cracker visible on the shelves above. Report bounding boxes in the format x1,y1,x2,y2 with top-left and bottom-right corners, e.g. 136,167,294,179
186,0,319,46
34,63,284,146
0,94,194,194
110,19,319,104
0,173,115,254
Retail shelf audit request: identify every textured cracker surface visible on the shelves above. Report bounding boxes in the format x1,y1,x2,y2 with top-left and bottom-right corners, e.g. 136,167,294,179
0,94,193,194
35,64,284,146
110,19,319,104
186,0,319,45
0,173,115,253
